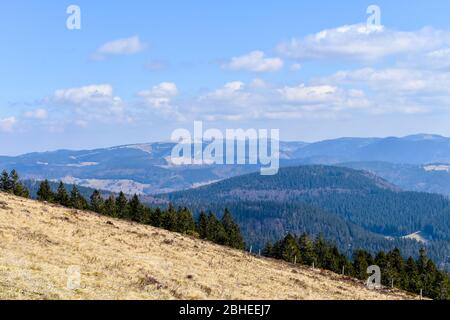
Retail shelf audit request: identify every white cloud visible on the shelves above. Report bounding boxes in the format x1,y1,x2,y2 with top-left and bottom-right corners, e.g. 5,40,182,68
0,117,16,132
51,84,128,125
137,82,183,120
222,51,284,72
317,67,450,114
24,108,48,120
54,84,113,102
277,24,450,62
423,48,450,69
54,84,121,107
193,81,264,121
93,36,146,60
323,68,450,94
274,84,370,117
427,48,450,59
221,81,245,92
190,80,370,121
176,65,450,121
279,85,338,103
138,82,178,107
198,81,253,106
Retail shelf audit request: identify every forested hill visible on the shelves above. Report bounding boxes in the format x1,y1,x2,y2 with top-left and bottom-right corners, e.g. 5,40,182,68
153,166,450,268
163,165,399,196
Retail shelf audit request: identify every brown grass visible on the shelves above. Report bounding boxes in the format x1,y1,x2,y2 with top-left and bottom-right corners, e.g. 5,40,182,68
0,192,417,300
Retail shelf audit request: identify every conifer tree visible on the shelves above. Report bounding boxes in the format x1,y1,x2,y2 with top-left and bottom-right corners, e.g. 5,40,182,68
417,248,428,274
37,180,54,202
90,190,104,213
281,233,301,263
115,192,128,218
271,241,283,260
206,212,228,245
127,194,143,222
221,209,245,249
70,185,87,210
150,207,163,227
417,247,428,292
55,182,69,206
197,211,209,239
353,250,371,280
140,207,153,225
262,242,274,257
424,259,438,297
162,204,178,231
176,207,196,234
298,233,316,265
327,245,343,273
103,195,117,217
313,235,330,269
9,170,29,198
434,270,450,300
9,170,19,192
0,170,11,192
0,170,29,197
405,256,420,293
386,248,405,288
375,251,389,286
14,183,30,198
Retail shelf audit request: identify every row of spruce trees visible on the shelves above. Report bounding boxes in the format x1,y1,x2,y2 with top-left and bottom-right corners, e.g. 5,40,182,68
1,170,245,250
263,233,450,300
34,178,246,250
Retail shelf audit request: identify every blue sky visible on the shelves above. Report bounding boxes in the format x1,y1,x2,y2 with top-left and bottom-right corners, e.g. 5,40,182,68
2,0,450,154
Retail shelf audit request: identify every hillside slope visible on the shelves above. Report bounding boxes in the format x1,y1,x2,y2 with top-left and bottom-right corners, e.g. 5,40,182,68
0,192,414,300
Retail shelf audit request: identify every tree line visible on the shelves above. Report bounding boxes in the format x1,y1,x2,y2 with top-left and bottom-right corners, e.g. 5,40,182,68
33,178,245,250
0,170,30,198
263,233,450,300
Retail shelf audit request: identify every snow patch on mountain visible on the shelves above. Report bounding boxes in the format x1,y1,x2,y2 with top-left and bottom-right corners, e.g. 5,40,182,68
401,231,429,244
108,144,153,155
66,162,99,167
58,176,151,195
423,164,450,172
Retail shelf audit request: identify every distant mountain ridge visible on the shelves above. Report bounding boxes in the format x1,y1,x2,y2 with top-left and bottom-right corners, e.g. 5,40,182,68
3,134,450,195
340,161,450,197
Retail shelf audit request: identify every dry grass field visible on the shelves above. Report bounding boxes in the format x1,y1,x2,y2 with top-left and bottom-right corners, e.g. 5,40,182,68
0,192,417,300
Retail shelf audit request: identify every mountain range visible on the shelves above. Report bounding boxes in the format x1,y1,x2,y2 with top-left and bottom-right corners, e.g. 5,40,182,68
3,134,450,196
2,134,450,269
